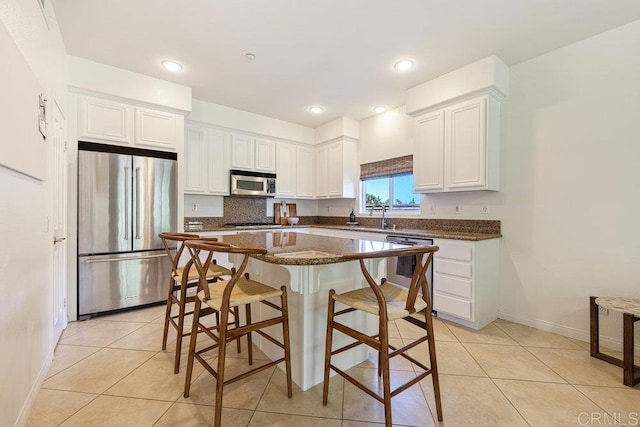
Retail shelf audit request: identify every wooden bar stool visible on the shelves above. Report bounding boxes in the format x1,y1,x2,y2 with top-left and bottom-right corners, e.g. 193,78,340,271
322,245,442,426
159,232,235,374
183,240,293,427
590,296,640,387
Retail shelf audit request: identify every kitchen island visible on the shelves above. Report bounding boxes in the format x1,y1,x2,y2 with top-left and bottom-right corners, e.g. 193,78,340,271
213,230,412,391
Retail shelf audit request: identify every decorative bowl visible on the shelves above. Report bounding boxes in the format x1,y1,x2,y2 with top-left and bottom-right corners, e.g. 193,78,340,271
287,217,300,225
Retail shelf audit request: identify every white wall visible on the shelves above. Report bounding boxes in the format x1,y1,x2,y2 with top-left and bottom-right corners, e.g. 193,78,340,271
0,0,68,425
498,20,640,347
189,99,315,144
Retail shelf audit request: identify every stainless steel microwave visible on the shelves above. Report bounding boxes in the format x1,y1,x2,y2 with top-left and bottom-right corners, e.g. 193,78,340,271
230,169,277,197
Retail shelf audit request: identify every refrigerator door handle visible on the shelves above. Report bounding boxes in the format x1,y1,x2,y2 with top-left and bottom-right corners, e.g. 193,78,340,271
135,166,141,240
124,166,130,240
83,253,168,263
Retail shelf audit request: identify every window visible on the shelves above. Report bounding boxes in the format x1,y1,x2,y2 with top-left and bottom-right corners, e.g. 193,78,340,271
360,155,420,213
362,174,420,212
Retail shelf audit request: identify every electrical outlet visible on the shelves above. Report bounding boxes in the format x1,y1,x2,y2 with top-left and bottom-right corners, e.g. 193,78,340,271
454,205,461,214
429,204,436,214
192,203,198,212
481,204,489,214
599,306,609,316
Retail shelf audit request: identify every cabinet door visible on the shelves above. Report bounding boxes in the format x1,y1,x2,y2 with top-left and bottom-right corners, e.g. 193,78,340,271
207,130,230,195
315,145,328,197
276,143,296,197
414,111,445,192
296,146,315,198
184,126,208,194
231,134,254,170
79,96,133,144
255,138,276,172
327,141,343,197
446,97,486,190
135,108,177,150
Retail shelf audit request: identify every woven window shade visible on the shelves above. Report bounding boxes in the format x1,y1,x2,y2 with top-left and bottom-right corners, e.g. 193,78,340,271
360,155,413,180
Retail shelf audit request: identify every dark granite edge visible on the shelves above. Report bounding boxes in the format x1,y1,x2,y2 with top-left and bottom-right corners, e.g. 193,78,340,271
195,224,500,241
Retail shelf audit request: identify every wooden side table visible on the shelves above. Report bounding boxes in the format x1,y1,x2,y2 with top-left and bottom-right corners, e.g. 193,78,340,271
590,296,640,387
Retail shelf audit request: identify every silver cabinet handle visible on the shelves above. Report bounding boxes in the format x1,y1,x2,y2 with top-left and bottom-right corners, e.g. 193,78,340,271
124,166,130,240
84,253,167,263
135,166,141,239
53,237,66,244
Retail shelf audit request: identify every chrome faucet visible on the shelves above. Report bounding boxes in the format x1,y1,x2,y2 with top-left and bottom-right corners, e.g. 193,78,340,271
368,204,388,229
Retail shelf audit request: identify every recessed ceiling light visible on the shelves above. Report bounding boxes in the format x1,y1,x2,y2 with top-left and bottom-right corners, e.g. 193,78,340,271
394,59,414,71
245,53,256,61
161,60,182,72
308,106,324,114
373,106,386,114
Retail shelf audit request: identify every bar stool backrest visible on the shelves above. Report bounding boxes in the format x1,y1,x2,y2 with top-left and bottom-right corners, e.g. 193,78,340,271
158,232,219,283
342,245,438,322
184,240,267,308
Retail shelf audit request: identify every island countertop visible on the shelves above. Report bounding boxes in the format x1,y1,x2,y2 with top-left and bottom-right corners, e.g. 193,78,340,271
218,231,417,266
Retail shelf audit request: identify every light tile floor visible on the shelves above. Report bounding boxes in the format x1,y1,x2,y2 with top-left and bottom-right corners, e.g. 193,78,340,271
28,304,640,426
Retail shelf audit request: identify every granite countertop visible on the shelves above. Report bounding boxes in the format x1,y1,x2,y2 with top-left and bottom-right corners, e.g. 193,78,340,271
192,224,501,241
218,231,418,266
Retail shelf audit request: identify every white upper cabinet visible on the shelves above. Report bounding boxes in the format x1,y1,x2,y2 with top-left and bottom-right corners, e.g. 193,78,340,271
255,138,276,172
316,139,357,199
413,110,445,192
315,145,328,197
184,126,208,193
134,107,177,150
78,95,179,152
413,94,500,193
296,145,315,198
276,142,296,197
231,135,276,173
79,96,133,144
230,134,254,170
185,124,230,195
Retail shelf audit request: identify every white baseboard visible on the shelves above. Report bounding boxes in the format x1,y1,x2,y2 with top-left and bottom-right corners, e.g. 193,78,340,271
14,348,54,427
496,311,640,353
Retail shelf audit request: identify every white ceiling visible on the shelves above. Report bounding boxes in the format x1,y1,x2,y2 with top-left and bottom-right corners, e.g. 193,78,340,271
51,0,640,128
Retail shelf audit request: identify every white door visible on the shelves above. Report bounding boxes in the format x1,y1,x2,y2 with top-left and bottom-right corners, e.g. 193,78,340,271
414,110,445,192
52,99,68,342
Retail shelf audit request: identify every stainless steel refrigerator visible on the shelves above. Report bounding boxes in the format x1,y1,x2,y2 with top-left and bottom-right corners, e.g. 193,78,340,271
77,143,177,318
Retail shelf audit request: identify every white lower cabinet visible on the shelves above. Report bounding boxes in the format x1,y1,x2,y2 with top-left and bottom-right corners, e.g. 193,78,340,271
432,238,499,329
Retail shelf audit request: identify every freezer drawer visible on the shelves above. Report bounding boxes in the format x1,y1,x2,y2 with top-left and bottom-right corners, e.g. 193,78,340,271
78,251,171,316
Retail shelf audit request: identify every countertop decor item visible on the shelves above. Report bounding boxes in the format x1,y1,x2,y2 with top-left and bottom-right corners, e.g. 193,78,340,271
287,217,299,225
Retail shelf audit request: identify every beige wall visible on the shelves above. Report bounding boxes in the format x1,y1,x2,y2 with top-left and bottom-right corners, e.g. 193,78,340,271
498,20,640,346
0,1,68,425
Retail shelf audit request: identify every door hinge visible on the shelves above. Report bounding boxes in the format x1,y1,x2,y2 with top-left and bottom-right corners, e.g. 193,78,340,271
63,298,67,308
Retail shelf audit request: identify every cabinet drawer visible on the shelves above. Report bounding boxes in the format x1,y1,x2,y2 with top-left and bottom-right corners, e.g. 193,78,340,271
434,259,472,278
433,273,472,298
433,292,472,320
435,244,472,261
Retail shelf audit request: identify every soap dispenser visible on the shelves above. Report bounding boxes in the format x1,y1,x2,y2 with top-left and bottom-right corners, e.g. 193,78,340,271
349,208,356,223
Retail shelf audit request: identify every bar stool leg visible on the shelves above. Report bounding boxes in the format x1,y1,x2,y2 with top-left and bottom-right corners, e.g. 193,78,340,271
214,306,230,427
590,296,599,357
245,304,253,365
183,298,201,398
623,313,635,387
425,308,443,421
162,277,175,350
379,320,392,426
322,290,336,405
173,278,190,374
234,306,242,353
281,286,293,398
